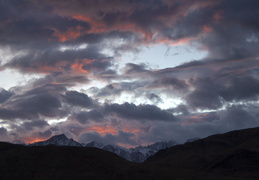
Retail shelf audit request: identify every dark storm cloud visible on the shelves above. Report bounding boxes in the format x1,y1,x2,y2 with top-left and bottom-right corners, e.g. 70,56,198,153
96,84,123,97
78,130,136,146
0,108,35,120
219,76,259,101
105,102,176,122
183,106,259,140
187,89,223,110
186,78,223,110
63,91,93,107
149,77,188,90
123,63,149,75
69,102,176,123
0,74,95,126
170,104,190,115
70,110,104,124
38,129,52,139
221,106,258,129
199,0,259,60
186,76,259,110
12,93,62,118
146,93,163,104
95,81,146,98
150,106,258,143
0,79,68,121
0,127,7,136
0,88,13,103
22,120,49,131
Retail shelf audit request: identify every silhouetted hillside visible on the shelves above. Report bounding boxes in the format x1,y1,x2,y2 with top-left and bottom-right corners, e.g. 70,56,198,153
139,127,259,179
1,127,259,179
0,144,134,180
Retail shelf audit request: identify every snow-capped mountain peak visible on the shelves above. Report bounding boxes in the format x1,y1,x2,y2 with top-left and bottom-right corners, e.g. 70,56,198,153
83,141,104,149
30,134,81,146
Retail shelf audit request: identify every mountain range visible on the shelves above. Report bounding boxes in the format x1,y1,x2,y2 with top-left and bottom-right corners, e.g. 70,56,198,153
1,127,259,179
30,134,177,162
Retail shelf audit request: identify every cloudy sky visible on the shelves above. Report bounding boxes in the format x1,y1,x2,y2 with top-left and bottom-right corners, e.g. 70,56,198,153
0,0,259,147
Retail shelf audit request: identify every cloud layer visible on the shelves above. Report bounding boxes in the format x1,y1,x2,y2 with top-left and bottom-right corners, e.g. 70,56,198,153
0,0,259,146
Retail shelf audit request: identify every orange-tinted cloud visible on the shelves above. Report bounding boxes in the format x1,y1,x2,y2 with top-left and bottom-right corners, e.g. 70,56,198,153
38,61,68,74
22,137,48,144
122,126,140,134
84,125,118,135
203,25,212,32
73,14,152,42
71,59,92,74
83,124,141,136
155,36,196,46
54,26,83,42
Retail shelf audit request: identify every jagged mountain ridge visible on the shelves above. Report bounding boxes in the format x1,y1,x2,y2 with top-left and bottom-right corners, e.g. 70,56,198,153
30,134,177,162
31,134,81,147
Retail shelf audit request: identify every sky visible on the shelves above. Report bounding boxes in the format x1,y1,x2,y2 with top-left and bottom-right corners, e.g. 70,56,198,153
0,0,259,147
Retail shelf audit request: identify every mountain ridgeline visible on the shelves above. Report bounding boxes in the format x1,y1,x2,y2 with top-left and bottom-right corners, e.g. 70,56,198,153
1,127,259,179
30,134,177,162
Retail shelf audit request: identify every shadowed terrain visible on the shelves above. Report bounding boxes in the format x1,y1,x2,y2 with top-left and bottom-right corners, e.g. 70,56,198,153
1,127,259,179
0,144,133,180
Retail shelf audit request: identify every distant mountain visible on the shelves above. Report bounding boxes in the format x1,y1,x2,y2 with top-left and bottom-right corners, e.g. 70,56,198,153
30,134,81,146
82,141,104,149
31,134,177,162
129,141,177,162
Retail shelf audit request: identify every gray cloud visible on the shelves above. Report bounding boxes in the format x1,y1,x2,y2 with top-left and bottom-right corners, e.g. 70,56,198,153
0,108,36,120
38,129,53,139
104,102,177,122
12,94,62,118
78,130,136,146
70,110,104,124
149,77,188,91
186,78,223,110
0,88,13,103
220,106,258,129
0,127,7,136
123,63,149,75
219,76,259,101
22,120,49,131
96,84,123,97
63,91,93,108
186,75,259,110
146,93,163,104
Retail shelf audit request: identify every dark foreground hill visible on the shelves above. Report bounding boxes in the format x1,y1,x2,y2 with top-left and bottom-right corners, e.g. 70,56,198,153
1,127,259,179
0,144,133,180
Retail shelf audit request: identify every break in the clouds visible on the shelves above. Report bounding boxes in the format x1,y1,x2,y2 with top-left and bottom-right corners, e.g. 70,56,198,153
0,0,259,146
